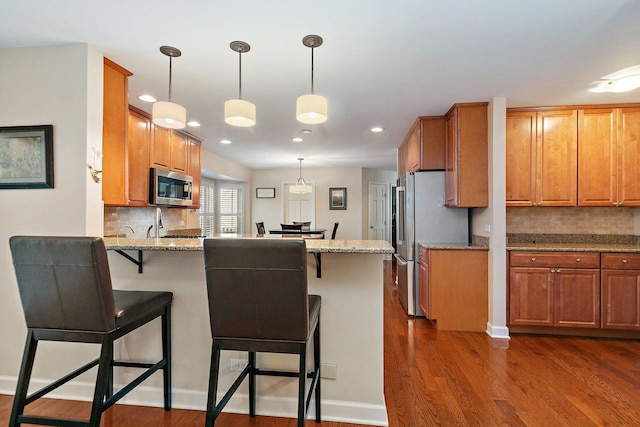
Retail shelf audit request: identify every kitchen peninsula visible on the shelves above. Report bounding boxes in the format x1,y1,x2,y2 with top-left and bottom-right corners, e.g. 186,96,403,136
103,236,393,426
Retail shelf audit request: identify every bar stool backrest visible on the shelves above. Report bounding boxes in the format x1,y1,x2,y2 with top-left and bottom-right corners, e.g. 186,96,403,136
203,238,309,341
9,236,116,332
293,221,311,231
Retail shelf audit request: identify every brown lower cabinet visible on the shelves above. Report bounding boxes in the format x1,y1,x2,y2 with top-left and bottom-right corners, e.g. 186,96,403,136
419,247,488,332
509,251,640,335
601,253,640,330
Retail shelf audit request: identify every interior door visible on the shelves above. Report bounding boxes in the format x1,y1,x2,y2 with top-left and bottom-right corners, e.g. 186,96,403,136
283,183,316,226
368,182,386,240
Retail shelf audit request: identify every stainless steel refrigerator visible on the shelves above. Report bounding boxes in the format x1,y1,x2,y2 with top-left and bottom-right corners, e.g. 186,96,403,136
394,171,469,316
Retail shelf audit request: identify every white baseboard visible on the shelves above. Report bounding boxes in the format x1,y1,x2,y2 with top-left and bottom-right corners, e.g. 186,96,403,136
485,323,510,339
0,376,388,426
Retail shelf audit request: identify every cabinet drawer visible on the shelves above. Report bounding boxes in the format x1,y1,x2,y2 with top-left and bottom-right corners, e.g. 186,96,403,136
418,246,429,264
602,253,640,270
509,251,600,268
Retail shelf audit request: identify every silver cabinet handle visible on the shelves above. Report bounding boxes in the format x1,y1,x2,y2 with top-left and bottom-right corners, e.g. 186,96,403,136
576,258,581,262
556,269,561,273
550,269,556,273
531,258,536,263
622,259,628,264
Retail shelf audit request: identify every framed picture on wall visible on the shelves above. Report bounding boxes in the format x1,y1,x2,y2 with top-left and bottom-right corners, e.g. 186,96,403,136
329,187,347,210
0,125,54,189
256,187,275,198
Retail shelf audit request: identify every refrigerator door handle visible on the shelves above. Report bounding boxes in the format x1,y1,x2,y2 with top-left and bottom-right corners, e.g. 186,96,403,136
396,186,405,246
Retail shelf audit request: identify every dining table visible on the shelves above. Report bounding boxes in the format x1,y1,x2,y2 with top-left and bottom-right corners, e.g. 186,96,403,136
268,228,327,238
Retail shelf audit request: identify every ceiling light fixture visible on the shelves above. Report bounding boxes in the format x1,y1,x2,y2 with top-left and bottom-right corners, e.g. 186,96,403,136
371,126,384,133
588,65,640,93
290,158,312,194
220,139,232,144
187,121,201,127
138,94,157,103
152,46,186,129
225,41,256,127
301,129,312,134
296,35,328,124
292,137,303,142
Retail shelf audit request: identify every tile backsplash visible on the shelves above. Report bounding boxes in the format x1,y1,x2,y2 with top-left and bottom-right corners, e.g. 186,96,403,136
506,207,635,235
104,207,201,237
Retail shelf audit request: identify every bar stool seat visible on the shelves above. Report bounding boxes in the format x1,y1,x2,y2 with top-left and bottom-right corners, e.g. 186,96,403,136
203,238,321,427
8,236,173,427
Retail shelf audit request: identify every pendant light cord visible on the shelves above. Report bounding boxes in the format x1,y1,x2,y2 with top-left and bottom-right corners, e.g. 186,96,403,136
168,56,173,102
238,50,243,100
310,46,315,95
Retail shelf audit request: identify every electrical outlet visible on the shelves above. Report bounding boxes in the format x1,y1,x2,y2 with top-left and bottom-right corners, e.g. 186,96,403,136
230,358,248,372
320,363,337,380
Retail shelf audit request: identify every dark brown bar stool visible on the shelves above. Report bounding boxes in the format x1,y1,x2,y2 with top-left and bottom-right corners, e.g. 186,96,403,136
8,236,173,427
203,238,321,427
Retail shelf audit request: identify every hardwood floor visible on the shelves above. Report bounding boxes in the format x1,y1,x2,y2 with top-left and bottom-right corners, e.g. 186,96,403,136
3,260,640,426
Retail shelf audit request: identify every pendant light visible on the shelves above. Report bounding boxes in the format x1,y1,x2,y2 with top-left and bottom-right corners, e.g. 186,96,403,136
296,35,328,124
290,158,313,194
225,41,256,127
152,46,186,129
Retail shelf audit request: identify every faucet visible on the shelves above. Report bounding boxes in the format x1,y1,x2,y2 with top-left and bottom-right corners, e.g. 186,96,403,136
155,207,164,239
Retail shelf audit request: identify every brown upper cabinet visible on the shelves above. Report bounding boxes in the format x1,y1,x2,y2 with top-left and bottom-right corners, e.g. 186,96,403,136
151,125,188,173
506,109,578,207
578,107,640,207
188,137,202,209
398,116,446,177
102,58,134,206
445,103,488,207
102,57,202,208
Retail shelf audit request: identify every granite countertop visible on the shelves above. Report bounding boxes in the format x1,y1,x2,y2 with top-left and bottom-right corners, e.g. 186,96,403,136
507,242,640,253
418,242,489,251
103,236,394,254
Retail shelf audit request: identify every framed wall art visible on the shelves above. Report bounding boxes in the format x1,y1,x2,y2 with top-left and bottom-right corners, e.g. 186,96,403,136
0,125,54,189
256,187,275,198
329,187,347,210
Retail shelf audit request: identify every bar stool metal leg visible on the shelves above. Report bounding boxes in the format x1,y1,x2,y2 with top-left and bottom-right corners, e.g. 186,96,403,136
205,343,221,427
162,306,172,410
297,344,307,427
9,331,37,427
249,351,256,417
314,314,321,422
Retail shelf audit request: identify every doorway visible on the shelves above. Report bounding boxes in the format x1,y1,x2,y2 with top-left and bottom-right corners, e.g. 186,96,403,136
282,183,316,226
368,182,387,240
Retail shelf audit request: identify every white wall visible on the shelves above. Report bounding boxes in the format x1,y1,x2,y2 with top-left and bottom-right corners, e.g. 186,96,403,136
0,44,104,385
251,167,364,239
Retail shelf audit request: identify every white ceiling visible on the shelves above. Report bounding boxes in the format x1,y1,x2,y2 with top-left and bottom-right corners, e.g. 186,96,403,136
2,0,640,171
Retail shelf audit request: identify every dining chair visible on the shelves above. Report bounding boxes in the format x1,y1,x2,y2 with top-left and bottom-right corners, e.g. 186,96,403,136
331,222,339,239
293,221,311,231
256,222,265,234
281,223,303,233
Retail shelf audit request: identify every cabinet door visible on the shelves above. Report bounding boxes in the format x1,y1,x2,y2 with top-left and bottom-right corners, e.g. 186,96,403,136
421,118,445,170
617,108,640,206
406,124,420,172
578,109,616,206
102,59,131,206
602,270,640,330
554,268,600,328
188,138,201,209
171,132,188,173
536,110,578,206
509,268,554,326
127,110,151,206
151,125,171,169
444,110,458,206
506,112,536,206
418,260,430,318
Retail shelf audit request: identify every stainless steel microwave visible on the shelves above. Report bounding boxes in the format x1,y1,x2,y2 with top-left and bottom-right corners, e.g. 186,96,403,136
149,168,193,207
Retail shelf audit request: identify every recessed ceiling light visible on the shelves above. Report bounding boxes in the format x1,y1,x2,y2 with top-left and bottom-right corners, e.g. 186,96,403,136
187,121,200,127
301,129,312,134
138,94,157,103
588,64,640,93
292,137,304,142
220,139,232,144
371,126,384,133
